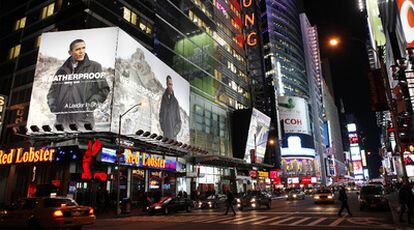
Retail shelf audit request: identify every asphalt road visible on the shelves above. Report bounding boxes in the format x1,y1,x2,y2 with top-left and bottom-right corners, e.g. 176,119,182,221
85,192,397,230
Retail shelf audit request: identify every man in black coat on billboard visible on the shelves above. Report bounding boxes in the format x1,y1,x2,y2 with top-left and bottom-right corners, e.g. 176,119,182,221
338,186,352,216
159,75,181,140
47,39,109,128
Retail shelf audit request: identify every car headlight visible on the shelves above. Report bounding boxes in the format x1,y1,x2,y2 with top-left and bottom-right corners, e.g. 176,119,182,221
285,195,288,198
154,206,162,210
236,198,241,203
251,198,256,202
208,201,212,205
293,194,297,198
314,196,320,199
328,196,333,199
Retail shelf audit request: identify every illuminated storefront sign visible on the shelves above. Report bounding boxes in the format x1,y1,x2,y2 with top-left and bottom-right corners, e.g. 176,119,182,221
249,170,258,178
242,0,257,46
269,170,278,179
0,147,55,165
0,95,6,135
122,149,176,171
258,171,269,178
397,0,414,48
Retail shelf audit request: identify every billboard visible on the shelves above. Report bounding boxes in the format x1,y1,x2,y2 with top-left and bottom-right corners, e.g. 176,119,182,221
27,28,190,143
278,96,310,135
397,0,414,48
244,108,271,163
353,161,363,175
366,0,386,48
350,146,361,161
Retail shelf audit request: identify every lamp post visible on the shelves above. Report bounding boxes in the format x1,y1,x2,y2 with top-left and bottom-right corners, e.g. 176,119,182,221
328,37,409,183
116,102,143,216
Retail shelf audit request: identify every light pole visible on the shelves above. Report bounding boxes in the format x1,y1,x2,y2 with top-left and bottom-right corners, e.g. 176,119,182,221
116,102,143,216
328,37,409,183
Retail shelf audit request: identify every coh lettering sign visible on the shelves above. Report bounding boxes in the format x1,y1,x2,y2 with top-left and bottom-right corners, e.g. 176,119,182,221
243,0,257,46
0,147,55,165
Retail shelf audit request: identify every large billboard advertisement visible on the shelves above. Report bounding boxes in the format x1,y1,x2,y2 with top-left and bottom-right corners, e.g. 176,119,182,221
27,28,190,143
397,0,414,48
112,30,189,142
278,96,310,135
353,161,363,175
366,0,386,48
244,108,271,163
27,27,117,132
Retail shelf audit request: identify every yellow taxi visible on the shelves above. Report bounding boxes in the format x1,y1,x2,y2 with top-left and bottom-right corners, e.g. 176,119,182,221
0,197,95,229
313,189,335,204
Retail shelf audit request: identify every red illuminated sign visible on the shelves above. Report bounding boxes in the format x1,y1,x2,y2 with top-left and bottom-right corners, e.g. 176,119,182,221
242,0,257,47
249,170,258,178
301,176,311,185
269,170,278,179
397,0,414,48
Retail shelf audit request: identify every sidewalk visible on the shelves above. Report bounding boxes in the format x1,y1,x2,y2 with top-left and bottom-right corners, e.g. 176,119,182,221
387,192,414,230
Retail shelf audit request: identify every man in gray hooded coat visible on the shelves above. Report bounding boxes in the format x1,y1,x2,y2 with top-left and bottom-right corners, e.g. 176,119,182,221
159,75,181,140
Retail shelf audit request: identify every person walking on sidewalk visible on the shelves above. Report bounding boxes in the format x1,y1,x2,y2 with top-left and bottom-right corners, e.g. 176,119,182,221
398,182,413,223
338,186,352,216
224,189,236,216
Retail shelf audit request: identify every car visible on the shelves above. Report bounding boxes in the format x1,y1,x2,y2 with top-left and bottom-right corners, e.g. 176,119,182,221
0,197,95,230
359,185,389,211
236,191,272,211
286,190,306,200
313,189,335,204
197,194,227,209
147,196,192,215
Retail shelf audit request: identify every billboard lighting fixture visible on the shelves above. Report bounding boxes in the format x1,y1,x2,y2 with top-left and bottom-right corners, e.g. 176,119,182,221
69,124,78,131
176,142,183,147
149,133,157,139
142,131,151,137
42,125,52,132
181,144,188,148
84,123,94,130
20,125,28,134
30,125,40,132
156,135,163,141
135,129,144,136
161,137,169,143
167,139,175,144
55,124,64,131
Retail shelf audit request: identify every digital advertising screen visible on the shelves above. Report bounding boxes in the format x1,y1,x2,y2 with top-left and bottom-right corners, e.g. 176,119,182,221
353,161,363,175
278,96,311,135
243,108,271,163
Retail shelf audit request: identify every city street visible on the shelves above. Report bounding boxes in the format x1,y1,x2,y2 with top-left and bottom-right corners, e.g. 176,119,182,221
85,192,396,230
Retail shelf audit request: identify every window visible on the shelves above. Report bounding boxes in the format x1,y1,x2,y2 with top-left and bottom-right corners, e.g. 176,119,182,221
35,36,41,48
14,17,26,30
123,7,137,25
8,44,21,60
41,3,55,19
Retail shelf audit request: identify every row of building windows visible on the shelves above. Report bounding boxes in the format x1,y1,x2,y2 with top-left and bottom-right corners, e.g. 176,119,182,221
123,7,152,35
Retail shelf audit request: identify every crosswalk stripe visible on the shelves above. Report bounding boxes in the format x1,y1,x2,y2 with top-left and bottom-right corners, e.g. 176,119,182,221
269,216,296,225
198,216,236,223
329,217,346,226
191,216,224,222
219,216,260,224
307,217,327,226
236,216,269,224
289,217,312,225
252,215,290,225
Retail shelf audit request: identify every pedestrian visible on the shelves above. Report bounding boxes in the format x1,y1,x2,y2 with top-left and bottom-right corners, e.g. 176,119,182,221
399,182,413,223
338,186,352,216
224,189,236,216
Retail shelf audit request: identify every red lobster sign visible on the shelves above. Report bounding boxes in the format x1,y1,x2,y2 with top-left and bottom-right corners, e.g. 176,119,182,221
81,139,108,181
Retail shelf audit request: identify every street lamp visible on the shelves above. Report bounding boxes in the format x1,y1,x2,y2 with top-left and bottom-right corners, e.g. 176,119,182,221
116,102,143,216
327,36,409,183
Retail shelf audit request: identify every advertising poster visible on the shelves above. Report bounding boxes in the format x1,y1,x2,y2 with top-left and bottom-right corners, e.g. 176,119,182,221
244,108,271,163
112,30,190,143
397,0,414,48
366,0,386,48
27,27,117,132
352,161,363,175
27,27,190,143
278,96,311,135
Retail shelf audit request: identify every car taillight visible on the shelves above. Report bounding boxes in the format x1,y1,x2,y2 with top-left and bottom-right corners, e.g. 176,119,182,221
53,210,64,218
89,208,94,215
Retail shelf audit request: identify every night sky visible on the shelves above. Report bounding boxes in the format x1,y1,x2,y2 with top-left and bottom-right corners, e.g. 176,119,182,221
302,0,382,178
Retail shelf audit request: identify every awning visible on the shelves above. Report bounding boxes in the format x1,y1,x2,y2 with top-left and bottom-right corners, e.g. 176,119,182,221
193,155,275,170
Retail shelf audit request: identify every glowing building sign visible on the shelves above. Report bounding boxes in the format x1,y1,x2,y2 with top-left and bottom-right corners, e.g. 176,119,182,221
0,147,55,165
242,0,257,46
122,149,176,171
